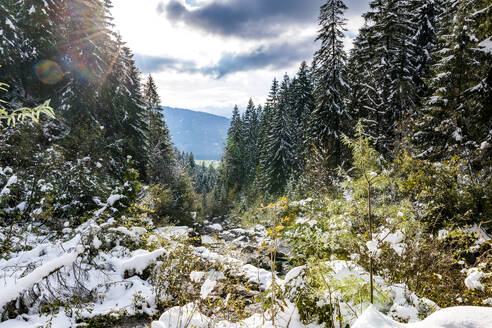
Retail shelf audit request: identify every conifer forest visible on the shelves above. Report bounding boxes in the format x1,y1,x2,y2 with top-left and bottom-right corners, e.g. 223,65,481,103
0,0,491,327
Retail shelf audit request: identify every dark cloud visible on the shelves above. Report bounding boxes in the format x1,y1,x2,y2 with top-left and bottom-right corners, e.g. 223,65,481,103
133,53,198,74
203,38,317,78
134,37,316,78
158,0,369,39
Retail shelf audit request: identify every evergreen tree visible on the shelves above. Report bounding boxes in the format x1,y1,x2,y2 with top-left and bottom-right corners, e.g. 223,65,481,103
347,22,380,130
262,74,296,194
256,79,279,195
412,0,442,96
291,61,315,172
102,43,147,174
354,0,419,154
143,75,175,184
242,98,260,182
221,105,245,195
412,0,492,166
0,0,22,67
309,0,351,167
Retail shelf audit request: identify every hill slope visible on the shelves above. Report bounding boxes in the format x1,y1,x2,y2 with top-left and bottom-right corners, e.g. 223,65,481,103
161,106,230,160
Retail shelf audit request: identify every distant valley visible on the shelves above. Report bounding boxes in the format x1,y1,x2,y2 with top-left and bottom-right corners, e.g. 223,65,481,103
161,106,230,160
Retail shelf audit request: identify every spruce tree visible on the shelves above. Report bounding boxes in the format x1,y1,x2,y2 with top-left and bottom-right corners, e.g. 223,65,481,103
242,98,260,183
354,0,419,154
0,0,22,67
412,0,442,97
309,0,351,167
221,105,245,195
143,75,175,184
291,61,315,173
256,79,280,194
347,23,381,130
412,0,491,165
263,74,296,194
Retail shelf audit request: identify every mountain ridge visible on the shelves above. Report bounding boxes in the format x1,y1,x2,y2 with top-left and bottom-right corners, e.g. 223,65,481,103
161,106,230,160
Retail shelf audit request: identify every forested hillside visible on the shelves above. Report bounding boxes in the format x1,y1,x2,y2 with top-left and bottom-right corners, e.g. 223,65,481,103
161,107,229,160
0,0,491,327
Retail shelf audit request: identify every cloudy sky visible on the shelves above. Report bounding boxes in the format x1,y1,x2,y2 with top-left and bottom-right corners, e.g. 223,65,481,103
111,0,369,117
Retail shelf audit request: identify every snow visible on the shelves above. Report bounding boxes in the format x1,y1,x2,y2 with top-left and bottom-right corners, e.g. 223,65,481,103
353,305,492,328
92,235,102,249
151,303,210,328
107,194,124,206
437,229,448,240
241,264,273,290
478,37,492,54
381,229,406,256
190,271,206,282
0,245,84,310
89,276,156,317
290,198,314,206
5,19,15,30
0,312,73,328
0,175,17,196
94,194,125,216
284,265,305,285
156,226,191,239
199,270,226,299
200,278,217,299
201,235,217,244
119,248,167,276
109,226,138,239
452,129,463,142
367,239,381,257
152,300,320,328
15,201,27,212
464,268,484,290
209,223,223,231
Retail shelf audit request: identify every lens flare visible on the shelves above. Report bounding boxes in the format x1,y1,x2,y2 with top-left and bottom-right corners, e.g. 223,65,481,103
34,60,63,85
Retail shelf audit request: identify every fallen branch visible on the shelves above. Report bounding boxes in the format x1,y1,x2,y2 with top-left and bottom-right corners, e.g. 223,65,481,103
0,245,85,310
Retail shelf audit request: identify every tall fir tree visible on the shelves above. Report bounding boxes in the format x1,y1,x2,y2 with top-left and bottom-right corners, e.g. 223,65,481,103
354,0,419,154
291,61,315,173
261,74,296,194
242,98,260,183
309,0,351,167
0,0,22,67
143,75,175,184
221,105,245,195
412,0,492,166
412,0,442,97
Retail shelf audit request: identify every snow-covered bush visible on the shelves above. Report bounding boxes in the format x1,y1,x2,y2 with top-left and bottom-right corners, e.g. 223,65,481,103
150,237,256,322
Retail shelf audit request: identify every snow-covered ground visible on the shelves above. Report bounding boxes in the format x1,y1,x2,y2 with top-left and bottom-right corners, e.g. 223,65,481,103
1,212,491,328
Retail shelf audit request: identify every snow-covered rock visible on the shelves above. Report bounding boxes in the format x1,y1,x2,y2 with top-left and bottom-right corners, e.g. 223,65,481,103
353,305,492,328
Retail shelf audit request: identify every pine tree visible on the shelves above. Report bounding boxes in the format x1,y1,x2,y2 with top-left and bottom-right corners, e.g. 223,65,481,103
266,78,280,108
221,105,245,195
347,22,381,129
0,0,22,67
110,44,148,174
309,0,351,167
291,61,315,172
354,0,419,154
412,0,442,96
262,74,296,194
412,0,491,165
143,75,175,184
242,98,260,182
18,0,60,60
